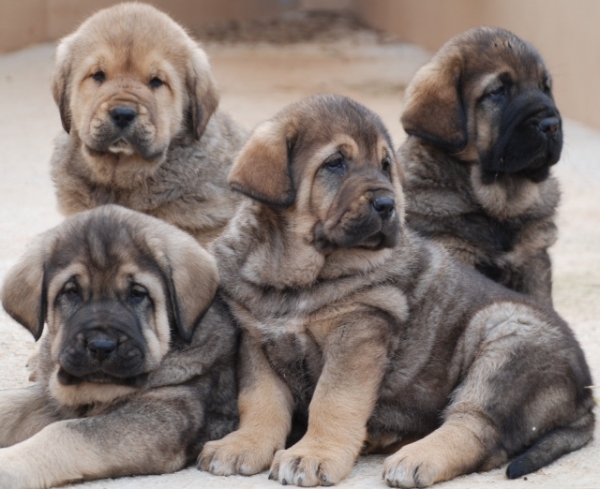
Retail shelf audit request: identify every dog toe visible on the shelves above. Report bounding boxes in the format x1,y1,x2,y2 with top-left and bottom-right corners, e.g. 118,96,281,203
198,434,273,476
270,443,353,486
383,447,439,488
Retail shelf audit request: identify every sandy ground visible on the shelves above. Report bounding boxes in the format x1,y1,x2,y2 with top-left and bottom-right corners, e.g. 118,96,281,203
0,20,599,489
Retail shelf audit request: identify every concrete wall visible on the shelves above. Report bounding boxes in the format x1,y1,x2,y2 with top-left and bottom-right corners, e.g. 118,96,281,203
0,0,294,52
2,0,599,129
353,0,600,130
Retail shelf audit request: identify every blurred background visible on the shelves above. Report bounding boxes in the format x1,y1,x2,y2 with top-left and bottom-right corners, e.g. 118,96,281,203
2,0,600,130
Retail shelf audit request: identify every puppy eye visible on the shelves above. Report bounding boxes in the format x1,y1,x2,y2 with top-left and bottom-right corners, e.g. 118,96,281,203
323,155,346,174
91,71,106,84
149,77,164,89
382,157,392,177
484,85,507,104
61,281,81,302
128,284,149,305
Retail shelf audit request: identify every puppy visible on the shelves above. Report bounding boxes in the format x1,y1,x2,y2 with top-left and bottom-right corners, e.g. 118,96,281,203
0,205,238,489
398,27,561,304
50,3,246,247
198,94,594,487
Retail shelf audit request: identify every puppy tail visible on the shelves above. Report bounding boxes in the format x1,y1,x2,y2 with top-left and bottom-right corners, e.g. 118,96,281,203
506,410,595,479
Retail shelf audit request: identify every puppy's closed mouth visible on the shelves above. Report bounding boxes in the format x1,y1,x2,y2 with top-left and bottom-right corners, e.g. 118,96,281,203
108,139,135,156
358,232,393,250
85,142,166,165
57,367,148,387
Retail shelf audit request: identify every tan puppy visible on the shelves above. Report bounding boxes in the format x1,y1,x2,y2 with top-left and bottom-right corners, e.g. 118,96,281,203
399,27,561,305
50,3,246,246
198,94,594,487
0,205,238,489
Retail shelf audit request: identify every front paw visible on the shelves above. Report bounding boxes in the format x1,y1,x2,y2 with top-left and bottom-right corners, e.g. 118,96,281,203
383,444,440,488
198,431,278,476
269,441,355,487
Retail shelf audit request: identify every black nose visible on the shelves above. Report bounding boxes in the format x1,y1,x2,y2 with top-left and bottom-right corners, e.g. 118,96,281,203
87,338,117,361
539,116,560,135
372,197,395,219
110,107,137,129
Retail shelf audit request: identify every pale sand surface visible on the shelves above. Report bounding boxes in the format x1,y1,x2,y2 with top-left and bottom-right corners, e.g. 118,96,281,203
0,28,598,489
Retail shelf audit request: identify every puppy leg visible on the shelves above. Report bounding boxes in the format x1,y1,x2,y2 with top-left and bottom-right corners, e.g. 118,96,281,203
383,414,491,488
270,315,389,486
518,249,553,305
0,388,201,489
199,332,294,476
0,387,60,447
384,303,593,487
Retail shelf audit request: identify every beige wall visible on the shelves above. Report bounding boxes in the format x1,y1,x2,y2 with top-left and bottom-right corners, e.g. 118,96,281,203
0,1,47,53
353,0,600,130
46,0,294,39
2,0,599,129
0,0,294,52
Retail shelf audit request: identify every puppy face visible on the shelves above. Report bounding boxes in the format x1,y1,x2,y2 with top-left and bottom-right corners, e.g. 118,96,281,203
52,3,218,174
229,95,404,256
401,27,562,183
1,205,218,406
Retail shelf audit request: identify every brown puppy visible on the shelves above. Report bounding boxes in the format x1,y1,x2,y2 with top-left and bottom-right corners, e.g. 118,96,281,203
0,205,238,489
198,94,594,487
50,3,246,246
399,27,561,305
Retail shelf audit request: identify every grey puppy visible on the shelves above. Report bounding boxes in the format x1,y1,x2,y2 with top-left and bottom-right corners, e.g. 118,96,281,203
198,94,594,487
399,27,561,304
50,3,246,246
0,205,238,489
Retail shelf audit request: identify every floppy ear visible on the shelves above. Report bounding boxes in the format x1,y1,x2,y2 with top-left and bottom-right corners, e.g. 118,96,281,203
1,235,51,341
186,46,219,139
51,36,74,134
155,232,219,342
228,119,296,207
401,50,467,151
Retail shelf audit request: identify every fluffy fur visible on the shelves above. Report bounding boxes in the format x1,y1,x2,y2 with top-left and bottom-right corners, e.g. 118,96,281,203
199,94,594,487
0,205,238,488
399,27,562,304
50,3,246,246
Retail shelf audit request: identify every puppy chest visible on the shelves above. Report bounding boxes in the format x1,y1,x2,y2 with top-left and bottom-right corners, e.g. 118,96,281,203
235,308,325,398
263,331,325,406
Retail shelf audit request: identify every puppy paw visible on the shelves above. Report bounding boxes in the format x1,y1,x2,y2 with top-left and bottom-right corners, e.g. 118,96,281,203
198,431,277,476
269,441,355,486
383,444,441,488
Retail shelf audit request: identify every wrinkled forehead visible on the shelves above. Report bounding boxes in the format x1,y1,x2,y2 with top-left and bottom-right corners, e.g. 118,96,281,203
46,220,159,283
298,134,393,176
65,18,192,77
292,104,394,162
460,32,549,84
45,259,159,301
74,42,183,80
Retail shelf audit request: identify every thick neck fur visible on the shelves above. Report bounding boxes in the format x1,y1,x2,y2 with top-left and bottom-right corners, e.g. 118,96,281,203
216,200,325,289
72,116,221,190
212,198,480,332
402,137,559,221
213,199,398,292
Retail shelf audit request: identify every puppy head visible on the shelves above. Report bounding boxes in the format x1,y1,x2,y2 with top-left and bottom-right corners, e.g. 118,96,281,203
229,94,404,255
52,3,218,176
401,27,562,183
1,205,218,406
